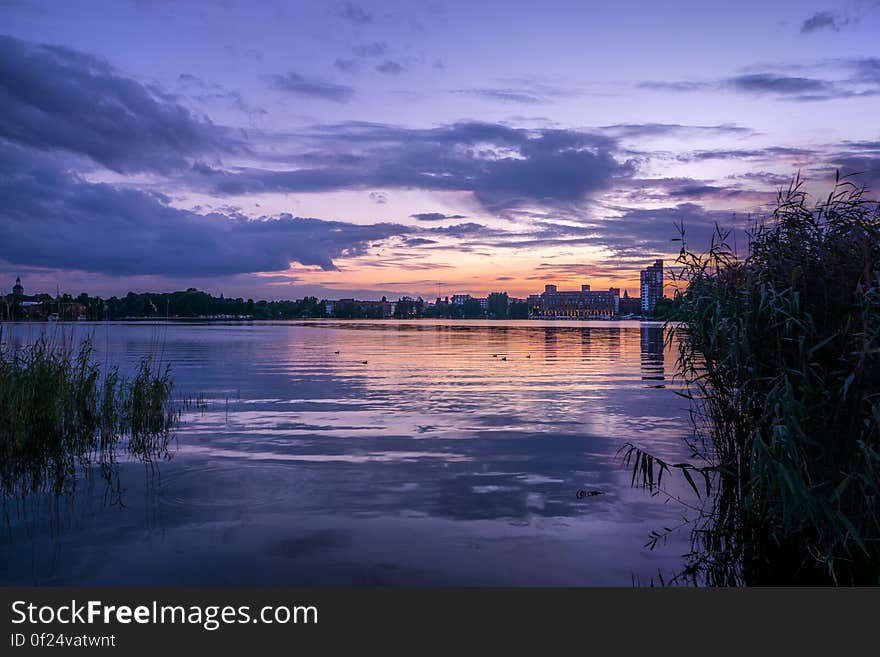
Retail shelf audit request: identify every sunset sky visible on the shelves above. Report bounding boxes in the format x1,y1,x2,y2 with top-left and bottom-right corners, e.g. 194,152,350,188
2,0,879,301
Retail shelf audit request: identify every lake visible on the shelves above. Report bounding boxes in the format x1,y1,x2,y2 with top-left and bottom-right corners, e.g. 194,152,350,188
0,319,698,586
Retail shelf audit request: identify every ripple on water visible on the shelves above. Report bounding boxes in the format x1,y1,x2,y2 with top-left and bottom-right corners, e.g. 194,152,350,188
156,461,299,511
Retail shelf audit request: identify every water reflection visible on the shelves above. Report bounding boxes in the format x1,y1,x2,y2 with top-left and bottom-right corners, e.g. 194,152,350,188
640,325,665,385
0,320,694,586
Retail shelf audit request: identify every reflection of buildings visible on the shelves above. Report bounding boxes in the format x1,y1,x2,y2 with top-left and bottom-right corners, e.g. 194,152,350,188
528,284,620,318
640,325,665,383
543,326,559,358
640,260,664,314
577,325,623,360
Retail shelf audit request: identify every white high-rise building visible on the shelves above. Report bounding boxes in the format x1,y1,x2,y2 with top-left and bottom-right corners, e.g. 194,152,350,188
640,260,663,314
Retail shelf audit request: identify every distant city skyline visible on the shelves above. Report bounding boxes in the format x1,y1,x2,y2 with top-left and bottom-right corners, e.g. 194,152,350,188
6,262,664,306
1,1,878,301
4,266,662,320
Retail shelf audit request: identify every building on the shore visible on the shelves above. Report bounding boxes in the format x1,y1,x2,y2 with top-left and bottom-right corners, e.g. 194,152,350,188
21,301,46,320
640,260,664,314
3,276,43,320
3,277,88,321
618,289,642,316
530,283,620,318
325,298,395,318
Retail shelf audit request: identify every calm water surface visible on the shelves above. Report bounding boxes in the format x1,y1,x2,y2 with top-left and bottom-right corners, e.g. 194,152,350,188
1,320,697,585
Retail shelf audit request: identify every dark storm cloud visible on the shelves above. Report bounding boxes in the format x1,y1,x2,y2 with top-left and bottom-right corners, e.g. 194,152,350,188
600,123,752,138
375,60,405,75
732,171,794,186
269,72,355,102
850,57,880,84
334,58,357,72
615,176,779,204
831,155,880,185
800,11,847,33
410,213,468,221
0,34,242,173
427,202,750,260
201,121,631,213
424,223,501,238
0,142,409,276
727,73,833,95
678,146,817,162
640,60,880,102
666,184,726,198
826,140,880,190
337,2,372,24
644,181,776,205
641,74,838,100
590,204,751,257
841,139,880,151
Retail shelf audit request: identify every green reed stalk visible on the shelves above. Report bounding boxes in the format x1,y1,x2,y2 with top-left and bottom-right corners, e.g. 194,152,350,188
625,173,880,585
0,332,177,498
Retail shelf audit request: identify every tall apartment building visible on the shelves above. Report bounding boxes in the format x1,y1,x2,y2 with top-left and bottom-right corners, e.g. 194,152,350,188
640,260,664,314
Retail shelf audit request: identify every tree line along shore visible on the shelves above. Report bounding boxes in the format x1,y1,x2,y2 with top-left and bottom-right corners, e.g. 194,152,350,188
2,288,679,321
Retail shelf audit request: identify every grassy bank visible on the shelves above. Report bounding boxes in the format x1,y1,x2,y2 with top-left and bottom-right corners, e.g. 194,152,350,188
630,175,880,585
0,331,177,498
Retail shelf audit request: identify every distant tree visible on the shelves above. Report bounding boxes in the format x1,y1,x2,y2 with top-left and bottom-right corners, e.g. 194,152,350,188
650,296,681,320
20,288,334,321
507,300,530,319
462,297,483,319
487,292,509,318
394,297,415,319
424,302,450,318
333,301,366,319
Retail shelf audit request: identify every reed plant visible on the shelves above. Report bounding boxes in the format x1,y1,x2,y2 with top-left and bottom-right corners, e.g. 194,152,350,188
0,331,177,498
625,174,880,585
